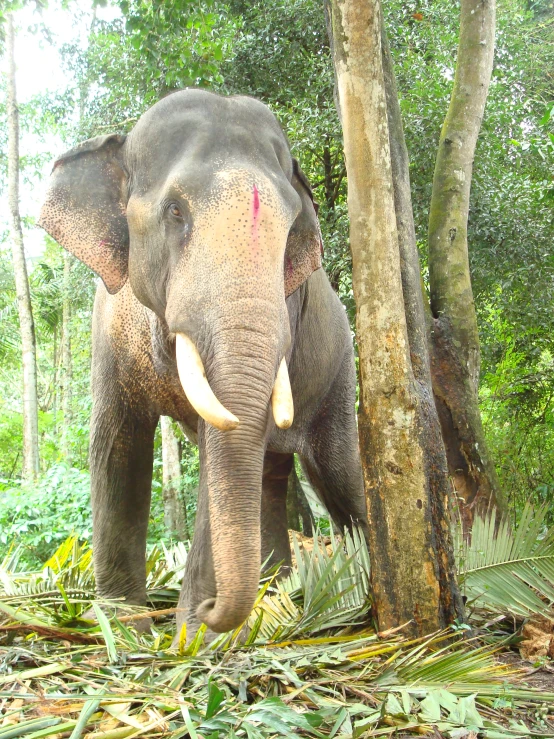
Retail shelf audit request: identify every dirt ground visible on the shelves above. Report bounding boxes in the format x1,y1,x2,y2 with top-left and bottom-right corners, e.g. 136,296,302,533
497,648,554,692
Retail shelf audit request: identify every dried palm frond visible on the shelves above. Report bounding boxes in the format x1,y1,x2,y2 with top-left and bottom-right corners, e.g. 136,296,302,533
1,530,553,738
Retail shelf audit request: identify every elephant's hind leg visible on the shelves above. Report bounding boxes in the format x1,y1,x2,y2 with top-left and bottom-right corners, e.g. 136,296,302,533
301,355,369,541
261,451,293,572
89,390,158,608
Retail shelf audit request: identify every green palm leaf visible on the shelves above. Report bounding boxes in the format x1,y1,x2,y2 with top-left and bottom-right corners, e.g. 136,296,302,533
457,504,554,618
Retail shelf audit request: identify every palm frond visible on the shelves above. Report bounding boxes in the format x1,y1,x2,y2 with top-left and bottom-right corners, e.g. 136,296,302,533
1,533,553,738
458,503,554,618
238,526,371,644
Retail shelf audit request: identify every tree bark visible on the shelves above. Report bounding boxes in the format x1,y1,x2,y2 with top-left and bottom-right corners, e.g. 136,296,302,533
427,0,505,530
7,14,40,481
61,251,73,463
380,19,462,621
160,416,187,540
328,0,464,636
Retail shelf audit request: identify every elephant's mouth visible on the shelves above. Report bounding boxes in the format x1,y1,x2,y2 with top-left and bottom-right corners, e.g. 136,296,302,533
175,332,294,432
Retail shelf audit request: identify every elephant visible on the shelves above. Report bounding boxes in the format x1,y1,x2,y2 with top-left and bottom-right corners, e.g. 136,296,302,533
38,89,368,640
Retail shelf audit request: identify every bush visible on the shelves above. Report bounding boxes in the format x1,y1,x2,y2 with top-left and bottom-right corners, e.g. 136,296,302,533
0,463,92,567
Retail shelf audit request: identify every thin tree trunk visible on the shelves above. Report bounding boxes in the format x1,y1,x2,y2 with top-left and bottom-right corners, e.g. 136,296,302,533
427,0,505,530
61,251,72,463
380,19,462,615
328,0,464,636
7,14,40,481
160,416,187,540
286,467,301,532
52,325,58,434
287,462,314,536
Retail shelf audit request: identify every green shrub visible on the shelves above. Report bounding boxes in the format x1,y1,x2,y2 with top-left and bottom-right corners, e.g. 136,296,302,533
0,463,91,566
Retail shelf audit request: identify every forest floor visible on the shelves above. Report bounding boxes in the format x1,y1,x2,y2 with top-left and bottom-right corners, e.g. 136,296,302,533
1,537,554,738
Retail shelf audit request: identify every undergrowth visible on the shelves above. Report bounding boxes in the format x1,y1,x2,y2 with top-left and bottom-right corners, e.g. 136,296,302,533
1,518,554,738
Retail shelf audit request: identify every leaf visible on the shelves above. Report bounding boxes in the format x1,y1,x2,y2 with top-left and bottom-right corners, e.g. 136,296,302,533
458,504,554,618
419,692,441,722
0,662,69,686
69,697,101,739
180,706,198,739
0,719,62,739
205,680,225,719
91,603,118,663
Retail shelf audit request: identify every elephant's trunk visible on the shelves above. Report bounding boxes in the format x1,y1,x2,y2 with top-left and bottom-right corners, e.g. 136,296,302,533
190,301,286,633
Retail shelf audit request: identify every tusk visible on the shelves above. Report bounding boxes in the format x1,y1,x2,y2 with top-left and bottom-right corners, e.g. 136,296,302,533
175,333,239,431
272,357,294,429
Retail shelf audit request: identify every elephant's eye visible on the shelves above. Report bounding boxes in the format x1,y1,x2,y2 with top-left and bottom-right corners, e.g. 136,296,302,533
169,203,183,219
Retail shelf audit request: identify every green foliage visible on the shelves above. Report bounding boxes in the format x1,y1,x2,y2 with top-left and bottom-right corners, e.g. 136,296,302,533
60,0,237,139
0,464,91,565
458,504,554,619
0,533,553,738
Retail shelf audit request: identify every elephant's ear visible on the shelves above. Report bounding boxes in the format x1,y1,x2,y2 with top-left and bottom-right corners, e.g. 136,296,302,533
284,159,323,297
38,134,129,295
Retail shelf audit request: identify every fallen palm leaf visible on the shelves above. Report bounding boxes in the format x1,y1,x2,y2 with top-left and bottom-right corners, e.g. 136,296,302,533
458,503,554,619
1,529,554,737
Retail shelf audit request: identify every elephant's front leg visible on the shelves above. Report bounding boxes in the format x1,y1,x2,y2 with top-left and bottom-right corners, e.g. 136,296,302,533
89,394,157,609
261,451,293,572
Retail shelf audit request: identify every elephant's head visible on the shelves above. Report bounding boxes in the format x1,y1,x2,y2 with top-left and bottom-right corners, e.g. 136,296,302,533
38,89,322,632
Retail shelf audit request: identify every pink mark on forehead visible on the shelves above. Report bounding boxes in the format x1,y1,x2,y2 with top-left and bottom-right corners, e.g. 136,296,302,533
253,184,260,215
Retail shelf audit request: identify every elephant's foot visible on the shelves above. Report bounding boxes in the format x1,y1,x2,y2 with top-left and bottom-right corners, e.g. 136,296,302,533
171,603,252,650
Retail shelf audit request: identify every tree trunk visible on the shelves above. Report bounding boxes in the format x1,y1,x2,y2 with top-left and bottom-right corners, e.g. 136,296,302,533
52,325,58,434
61,251,73,463
160,416,187,540
427,0,505,530
7,13,40,481
287,461,314,536
328,0,464,636
380,18,462,621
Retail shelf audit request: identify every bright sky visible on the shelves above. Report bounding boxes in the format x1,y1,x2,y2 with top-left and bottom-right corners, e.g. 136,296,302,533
0,1,120,258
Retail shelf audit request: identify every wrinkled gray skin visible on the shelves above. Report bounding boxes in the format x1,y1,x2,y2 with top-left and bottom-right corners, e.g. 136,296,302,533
39,90,368,640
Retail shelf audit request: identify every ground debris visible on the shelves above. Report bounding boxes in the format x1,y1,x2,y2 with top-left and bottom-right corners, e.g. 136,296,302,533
520,615,554,662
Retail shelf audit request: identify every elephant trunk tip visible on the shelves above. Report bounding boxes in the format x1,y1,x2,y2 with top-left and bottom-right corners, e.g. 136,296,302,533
196,596,254,634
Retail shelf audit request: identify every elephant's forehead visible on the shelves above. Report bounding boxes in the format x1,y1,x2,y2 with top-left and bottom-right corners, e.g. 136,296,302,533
130,90,284,143
125,95,292,191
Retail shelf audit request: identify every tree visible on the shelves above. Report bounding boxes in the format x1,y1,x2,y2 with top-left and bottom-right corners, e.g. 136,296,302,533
286,461,314,536
427,0,504,529
60,251,72,461
160,416,187,540
327,0,463,635
6,12,39,480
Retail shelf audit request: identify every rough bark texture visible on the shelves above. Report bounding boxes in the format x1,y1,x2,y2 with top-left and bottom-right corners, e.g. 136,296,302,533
381,21,462,620
329,0,464,635
7,14,40,480
61,251,73,462
428,0,505,530
160,416,187,540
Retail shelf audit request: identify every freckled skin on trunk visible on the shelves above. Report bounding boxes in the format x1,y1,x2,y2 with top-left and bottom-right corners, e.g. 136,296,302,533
194,306,283,633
